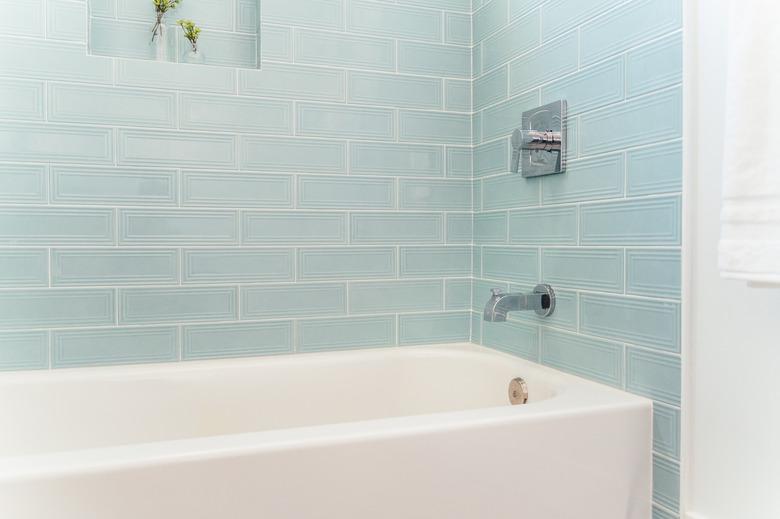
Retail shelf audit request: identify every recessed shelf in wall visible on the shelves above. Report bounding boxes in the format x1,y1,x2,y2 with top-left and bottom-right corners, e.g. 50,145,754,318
87,0,261,69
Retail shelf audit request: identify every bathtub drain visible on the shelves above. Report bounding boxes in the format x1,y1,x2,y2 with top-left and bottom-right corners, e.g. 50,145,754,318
508,377,529,405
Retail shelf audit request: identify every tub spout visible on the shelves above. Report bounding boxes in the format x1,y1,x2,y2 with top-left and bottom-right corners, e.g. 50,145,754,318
483,285,555,321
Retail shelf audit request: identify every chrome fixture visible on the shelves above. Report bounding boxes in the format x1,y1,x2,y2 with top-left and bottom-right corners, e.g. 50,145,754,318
511,100,567,177
508,377,529,405
483,285,556,322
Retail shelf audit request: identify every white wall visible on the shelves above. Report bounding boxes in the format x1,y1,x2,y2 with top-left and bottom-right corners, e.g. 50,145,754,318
686,0,780,517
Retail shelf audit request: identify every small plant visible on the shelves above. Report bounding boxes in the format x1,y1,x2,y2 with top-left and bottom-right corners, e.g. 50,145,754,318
151,0,182,43
177,19,201,53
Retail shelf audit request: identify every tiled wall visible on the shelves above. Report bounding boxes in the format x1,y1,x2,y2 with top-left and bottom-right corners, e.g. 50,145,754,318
0,0,475,370
470,0,682,517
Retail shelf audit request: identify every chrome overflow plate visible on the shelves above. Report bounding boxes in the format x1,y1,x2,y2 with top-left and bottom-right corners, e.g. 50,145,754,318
508,377,529,405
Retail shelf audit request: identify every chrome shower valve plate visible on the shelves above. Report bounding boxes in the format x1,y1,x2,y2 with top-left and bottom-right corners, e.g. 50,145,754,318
520,100,567,178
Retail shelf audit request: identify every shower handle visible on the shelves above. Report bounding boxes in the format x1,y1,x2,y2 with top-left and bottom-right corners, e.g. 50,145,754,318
511,128,563,173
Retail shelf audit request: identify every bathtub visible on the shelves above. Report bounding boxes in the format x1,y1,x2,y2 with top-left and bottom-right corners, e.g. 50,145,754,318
0,343,651,519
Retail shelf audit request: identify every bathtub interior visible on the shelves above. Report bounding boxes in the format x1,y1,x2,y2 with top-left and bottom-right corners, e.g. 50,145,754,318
0,345,561,458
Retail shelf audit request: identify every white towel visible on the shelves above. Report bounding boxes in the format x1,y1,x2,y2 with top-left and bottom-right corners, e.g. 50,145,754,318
718,0,780,283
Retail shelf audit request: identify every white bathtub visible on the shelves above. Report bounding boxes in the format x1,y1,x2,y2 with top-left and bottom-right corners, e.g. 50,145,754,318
0,343,651,519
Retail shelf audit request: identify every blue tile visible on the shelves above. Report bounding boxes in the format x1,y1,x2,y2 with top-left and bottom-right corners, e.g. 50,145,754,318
298,248,396,281
242,212,346,245
349,280,443,314
482,173,539,210
445,279,472,310
446,213,473,243
241,136,346,174
509,32,578,95
239,63,345,102
0,37,111,83
119,287,237,325
259,24,292,61
627,250,681,299
53,327,178,367
471,311,482,343
627,142,683,196
0,122,112,164
474,0,507,43
348,71,442,110
0,289,114,329
53,249,178,286
118,129,236,169
482,91,540,141
653,403,681,460
182,171,291,208
482,320,539,360
0,207,114,245
541,0,613,41
351,213,443,244
445,80,471,112
350,142,443,177
52,166,177,206
446,147,472,178
482,12,540,71
627,33,682,97
400,312,470,345
580,197,681,246
541,58,625,116
400,246,471,278
444,12,471,46
542,249,624,292
0,249,48,287
0,331,48,371
295,29,394,71
541,328,623,387
474,212,507,244
183,322,293,360
653,455,680,511
183,249,294,284
474,139,509,177
482,247,538,284
626,347,681,406
179,94,293,134
398,41,470,79
297,103,394,140
0,78,44,120
541,153,624,204
509,206,578,245
399,111,471,145
116,59,235,94
298,316,396,353
241,283,346,319
474,66,508,111
581,293,680,353
119,209,238,245
298,176,394,209
264,0,344,30
400,179,471,210
347,2,441,42
0,164,47,204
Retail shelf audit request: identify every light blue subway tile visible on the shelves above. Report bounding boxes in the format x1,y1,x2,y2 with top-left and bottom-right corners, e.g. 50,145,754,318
118,129,236,169
509,285,578,331
0,164,47,204
0,123,112,164
652,506,678,519
653,455,681,512
474,139,509,177
89,18,159,60
509,207,577,245
0,79,44,120
397,0,470,11
445,12,471,46
482,12,540,71
351,213,443,244
238,63,347,101
473,43,483,79
446,213,473,243
471,311,482,343
347,1,441,42
88,0,116,19
474,0,507,43
53,249,178,286
542,249,624,292
51,166,177,206
654,403,681,460
398,41,470,79
0,331,48,371
400,312,470,345
298,175,394,209
0,249,48,287
182,171,292,208
542,153,624,204
472,247,482,277
580,88,682,156
446,279,472,310
400,179,471,211
348,71,442,110
627,33,682,98
116,59,235,94
509,32,578,95
116,0,234,31
541,0,613,41
567,117,579,159
482,173,539,209
482,247,538,284
242,212,346,245
581,293,680,352
189,30,257,69
298,315,395,353
580,197,681,245
0,289,114,329
0,37,111,83
399,111,471,145
349,280,443,314
241,283,346,319
482,91,540,141
474,66,508,111
541,328,623,387
241,136,346,174
445,80,471,112
0,208,114,245
183,321,293,360
179,94,292,134
627,141,683,196
446,147,472,178
510,0,545,20
47,0,85,42
53,327,177,368
483,320,538,360
120,287,237,325
0,0,43,37
472,112,482,144
475,212,507,244
627,249,681,299
626,347,681,406
264,0,343,30
581,0,682,66
120,209,237,245
259,24,292,62
183,249,294,284
400,246,471,278
297,103,394,141
298,247,396,281
541,58,625,116
350,142,443,177
295,29,395,71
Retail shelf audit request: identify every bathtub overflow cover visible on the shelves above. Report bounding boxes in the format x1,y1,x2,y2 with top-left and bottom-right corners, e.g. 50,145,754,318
508,377,529,405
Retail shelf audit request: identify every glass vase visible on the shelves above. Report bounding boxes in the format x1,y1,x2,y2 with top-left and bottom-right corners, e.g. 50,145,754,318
182,46,206,65
151,17,175,62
